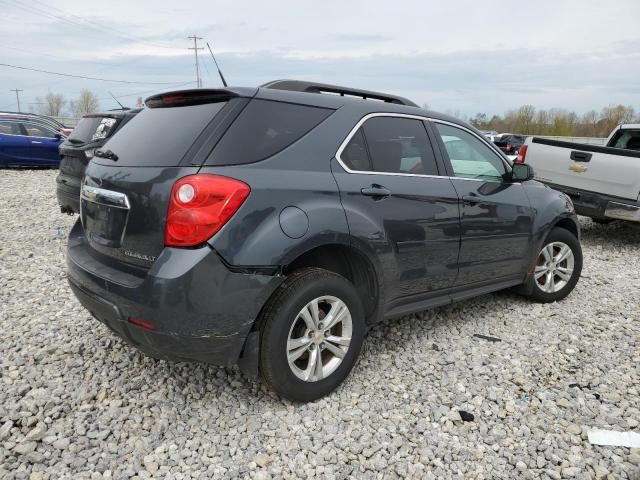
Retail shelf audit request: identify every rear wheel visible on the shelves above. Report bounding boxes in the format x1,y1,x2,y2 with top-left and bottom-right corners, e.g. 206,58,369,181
259,268,365,402
524,227,582,303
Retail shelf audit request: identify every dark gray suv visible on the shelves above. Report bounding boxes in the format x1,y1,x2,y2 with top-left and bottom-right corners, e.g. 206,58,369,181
67,80,582,402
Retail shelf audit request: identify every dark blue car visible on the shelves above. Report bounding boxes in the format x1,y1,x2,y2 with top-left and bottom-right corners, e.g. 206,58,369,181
0,117,65,167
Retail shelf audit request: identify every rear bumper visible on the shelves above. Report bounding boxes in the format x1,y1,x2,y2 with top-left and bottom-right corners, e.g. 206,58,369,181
604,201,640,222
66,220,283,365
543,182,640,223
56,175,80,213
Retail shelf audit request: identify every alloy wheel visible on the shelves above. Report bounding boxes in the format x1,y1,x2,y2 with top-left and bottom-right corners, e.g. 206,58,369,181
286,296,353,382
534,241,575,293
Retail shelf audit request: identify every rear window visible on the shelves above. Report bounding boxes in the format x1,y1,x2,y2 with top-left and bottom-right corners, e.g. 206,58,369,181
609,129,640,150
207,99,334,165
68,117,117,144
100,102,226,166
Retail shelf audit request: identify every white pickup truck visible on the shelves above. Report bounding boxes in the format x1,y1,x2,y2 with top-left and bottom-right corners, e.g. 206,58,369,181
521,124,640,223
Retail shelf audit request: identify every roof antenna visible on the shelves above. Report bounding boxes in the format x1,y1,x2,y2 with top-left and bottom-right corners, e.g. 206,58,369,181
108,91,127,110
206,42,228,87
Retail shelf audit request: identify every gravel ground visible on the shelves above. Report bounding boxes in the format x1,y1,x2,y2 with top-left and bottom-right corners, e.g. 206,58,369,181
0,169,639,480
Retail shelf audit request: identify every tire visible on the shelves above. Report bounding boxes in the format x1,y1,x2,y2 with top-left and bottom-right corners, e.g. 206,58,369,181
524,227,582,303
259,268,365,402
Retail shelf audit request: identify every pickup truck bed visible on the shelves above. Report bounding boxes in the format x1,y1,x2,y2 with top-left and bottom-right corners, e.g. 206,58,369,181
524,136,640,223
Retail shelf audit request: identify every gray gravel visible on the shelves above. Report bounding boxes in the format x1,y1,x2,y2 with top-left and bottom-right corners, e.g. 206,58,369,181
1,169,639,479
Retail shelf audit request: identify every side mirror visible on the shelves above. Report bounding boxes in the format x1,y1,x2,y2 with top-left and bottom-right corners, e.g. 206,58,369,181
53,133,63,140
511,163,534,182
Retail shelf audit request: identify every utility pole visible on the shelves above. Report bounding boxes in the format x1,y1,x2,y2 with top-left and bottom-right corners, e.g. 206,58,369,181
187,35,204,88
10,89,23,112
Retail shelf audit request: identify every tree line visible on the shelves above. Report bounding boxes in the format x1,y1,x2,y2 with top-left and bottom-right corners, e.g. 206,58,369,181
469,104,637,138
28,92,639,138
30,89,100,117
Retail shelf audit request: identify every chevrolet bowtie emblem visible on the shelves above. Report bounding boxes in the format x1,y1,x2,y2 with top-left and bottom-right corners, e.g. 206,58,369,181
569,163,588,173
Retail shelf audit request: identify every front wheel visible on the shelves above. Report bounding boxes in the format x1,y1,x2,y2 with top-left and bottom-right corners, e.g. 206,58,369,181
259,268,365,402
524,227,582,303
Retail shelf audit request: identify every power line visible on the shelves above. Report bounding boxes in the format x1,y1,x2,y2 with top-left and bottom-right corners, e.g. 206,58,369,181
10,89,23,112
0,62,191,85
7,0,182,52
188,36,204,88
3,44,129,69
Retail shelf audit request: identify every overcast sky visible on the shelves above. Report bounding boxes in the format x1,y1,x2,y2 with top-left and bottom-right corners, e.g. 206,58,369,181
1,0,639,117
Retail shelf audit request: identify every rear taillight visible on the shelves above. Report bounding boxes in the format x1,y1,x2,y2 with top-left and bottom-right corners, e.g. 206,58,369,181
165,174,250,247
515,145,528,164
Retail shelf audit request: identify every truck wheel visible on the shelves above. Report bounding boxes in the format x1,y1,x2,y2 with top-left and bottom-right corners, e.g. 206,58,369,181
259,268,365,402
525,227,582,303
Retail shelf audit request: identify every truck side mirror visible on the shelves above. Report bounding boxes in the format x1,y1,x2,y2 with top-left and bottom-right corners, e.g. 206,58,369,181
512,163,534,182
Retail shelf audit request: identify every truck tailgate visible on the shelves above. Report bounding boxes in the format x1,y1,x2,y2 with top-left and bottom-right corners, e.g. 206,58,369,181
526,137,640,201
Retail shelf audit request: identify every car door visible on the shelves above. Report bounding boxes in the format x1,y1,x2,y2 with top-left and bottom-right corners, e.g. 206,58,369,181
0,120,33,166
23,122,63,166
332,114,461,310
431,121,534,289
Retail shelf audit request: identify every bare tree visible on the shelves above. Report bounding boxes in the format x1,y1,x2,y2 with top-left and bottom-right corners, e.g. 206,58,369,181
600,105,636,134
470,112,488,129
516,105,535,133
70,89,100,116
35,93,66,117
580,110,600,136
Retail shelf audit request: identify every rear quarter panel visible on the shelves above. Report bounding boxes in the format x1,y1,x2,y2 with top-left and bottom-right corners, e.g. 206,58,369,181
202,106,366,268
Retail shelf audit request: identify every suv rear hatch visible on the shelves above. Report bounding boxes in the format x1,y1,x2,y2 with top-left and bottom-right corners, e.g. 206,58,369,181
58,114,123,213
79,89,254,275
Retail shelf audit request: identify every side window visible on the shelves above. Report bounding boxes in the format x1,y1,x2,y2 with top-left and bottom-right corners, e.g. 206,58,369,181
434,123,507,180
24,123,57,138
0,121,23,135
364,117,438,175
341,116,438,175
341,129,371,171
208,99,334,165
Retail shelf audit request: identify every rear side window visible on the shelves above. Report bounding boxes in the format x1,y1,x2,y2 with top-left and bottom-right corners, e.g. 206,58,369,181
207,99,334,165
340,116,439,175
23,123,58,138
0,121,22,135
101,102,226,166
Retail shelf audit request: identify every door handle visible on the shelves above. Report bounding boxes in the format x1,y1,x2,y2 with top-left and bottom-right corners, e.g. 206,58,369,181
570,151,592,162
462,195,481,204
31,141,42,144
361,185,391,199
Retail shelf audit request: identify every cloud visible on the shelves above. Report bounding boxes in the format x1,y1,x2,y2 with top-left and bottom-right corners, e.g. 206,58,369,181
1,0,639,115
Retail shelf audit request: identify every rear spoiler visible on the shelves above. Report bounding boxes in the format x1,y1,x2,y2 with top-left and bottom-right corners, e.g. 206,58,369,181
145,89,248,108
260,79,419,107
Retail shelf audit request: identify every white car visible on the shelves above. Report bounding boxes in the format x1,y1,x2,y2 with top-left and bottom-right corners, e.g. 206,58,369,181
521,124,640,223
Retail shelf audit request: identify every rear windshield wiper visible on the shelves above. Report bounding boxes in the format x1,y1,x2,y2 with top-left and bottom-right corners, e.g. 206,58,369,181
94,149,119,161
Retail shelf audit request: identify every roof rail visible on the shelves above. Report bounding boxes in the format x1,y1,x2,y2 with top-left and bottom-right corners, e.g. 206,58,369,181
260,79,418,107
